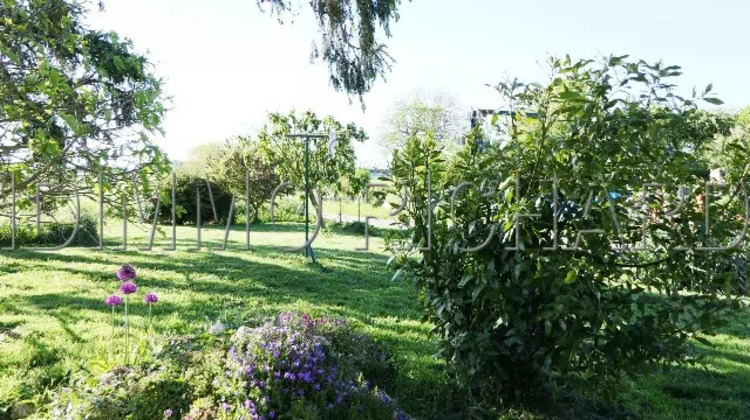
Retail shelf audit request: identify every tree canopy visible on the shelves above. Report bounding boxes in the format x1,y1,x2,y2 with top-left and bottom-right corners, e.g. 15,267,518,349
0,0,169,212
379,90,466,159
257,110,366,217
258,0,408,102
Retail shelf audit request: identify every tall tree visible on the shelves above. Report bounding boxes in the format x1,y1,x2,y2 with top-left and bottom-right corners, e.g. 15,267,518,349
257,110,366,225
216,137,281,223
379,90,466,160
258,0,409,102
0,0,169,213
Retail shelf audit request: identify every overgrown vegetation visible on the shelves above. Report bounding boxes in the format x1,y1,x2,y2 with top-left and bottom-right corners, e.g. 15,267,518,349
0,224,747,419
386,55,749,406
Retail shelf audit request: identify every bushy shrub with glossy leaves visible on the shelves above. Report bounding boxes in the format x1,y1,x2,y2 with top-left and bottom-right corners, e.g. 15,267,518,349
386,55,747,403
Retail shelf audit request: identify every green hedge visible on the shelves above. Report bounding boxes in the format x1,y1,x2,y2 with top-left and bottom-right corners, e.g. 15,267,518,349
0,214,99,248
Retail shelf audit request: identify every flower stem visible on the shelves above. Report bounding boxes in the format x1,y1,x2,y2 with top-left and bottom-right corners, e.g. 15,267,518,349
111,306,115,357
125,295,130,365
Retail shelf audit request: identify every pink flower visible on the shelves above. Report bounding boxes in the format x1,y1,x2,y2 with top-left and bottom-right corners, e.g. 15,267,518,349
144,292,159,304
120,281,137,295
104,295,123,307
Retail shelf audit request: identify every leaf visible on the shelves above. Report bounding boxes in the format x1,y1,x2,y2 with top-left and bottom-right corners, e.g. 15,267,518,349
703,97,723,105
564,269,578,284
59,112,85,136
558,91,581,100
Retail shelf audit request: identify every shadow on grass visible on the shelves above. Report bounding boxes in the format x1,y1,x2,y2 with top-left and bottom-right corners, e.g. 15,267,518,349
0,245,457,417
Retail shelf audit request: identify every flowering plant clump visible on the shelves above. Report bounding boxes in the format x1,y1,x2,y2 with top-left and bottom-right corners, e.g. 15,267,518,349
212,312,408,419
50,312,405,419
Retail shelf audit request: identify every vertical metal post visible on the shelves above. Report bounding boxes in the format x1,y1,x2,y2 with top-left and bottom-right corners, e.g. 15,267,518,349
304,135,310,258
246,170,250,250
99,173,104,250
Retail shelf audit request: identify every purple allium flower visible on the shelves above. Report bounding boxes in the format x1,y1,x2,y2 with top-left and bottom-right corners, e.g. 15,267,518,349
120,281,137,295
104,294,123,307
117,264,136,281
144,292,159,304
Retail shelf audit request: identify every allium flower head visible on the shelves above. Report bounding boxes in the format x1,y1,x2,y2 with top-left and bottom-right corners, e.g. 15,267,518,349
144,292,159,304
120,281,137,295
104,295,123,307
117,264,136,281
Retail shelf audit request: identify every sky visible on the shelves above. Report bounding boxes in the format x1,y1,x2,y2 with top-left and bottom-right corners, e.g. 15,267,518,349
87,0,750,168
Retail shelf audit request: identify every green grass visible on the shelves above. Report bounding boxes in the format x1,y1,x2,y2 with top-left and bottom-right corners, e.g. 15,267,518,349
329,198,394,220
0,221,748,419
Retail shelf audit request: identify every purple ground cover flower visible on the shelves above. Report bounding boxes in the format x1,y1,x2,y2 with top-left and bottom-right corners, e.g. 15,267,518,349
214,312,410,419
117,264,136,281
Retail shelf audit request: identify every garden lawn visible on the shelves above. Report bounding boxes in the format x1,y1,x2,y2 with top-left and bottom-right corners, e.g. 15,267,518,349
0,221,748,419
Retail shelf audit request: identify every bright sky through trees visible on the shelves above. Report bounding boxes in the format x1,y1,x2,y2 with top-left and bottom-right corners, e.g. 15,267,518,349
87,0,750,168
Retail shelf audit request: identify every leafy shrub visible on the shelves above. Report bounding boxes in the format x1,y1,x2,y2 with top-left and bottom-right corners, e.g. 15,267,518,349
326,221,389,238
386,55,747,403
254,195,305,223
0,214,99,247
156,173,235,226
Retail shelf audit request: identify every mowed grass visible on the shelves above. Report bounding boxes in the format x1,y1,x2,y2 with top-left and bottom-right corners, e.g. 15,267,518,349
0,220,748,419
0,222,454,418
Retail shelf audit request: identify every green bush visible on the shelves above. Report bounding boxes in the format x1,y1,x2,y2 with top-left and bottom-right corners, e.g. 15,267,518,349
155,173,236,226
0,214,99,248
255,195,305,223
386,56,746,404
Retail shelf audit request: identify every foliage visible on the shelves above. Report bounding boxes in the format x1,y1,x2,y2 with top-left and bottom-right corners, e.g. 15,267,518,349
0,225,748,419
256,195,304,223
738,105,750,127
0,213,99,247
257,0,408,102
386,55,747,403
257,110,367,221
155,172,235,226
48,313,408,420
215,312,407,419
217,137,282,223
379,90,467,159
350,168,372,199
0,0,170,215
